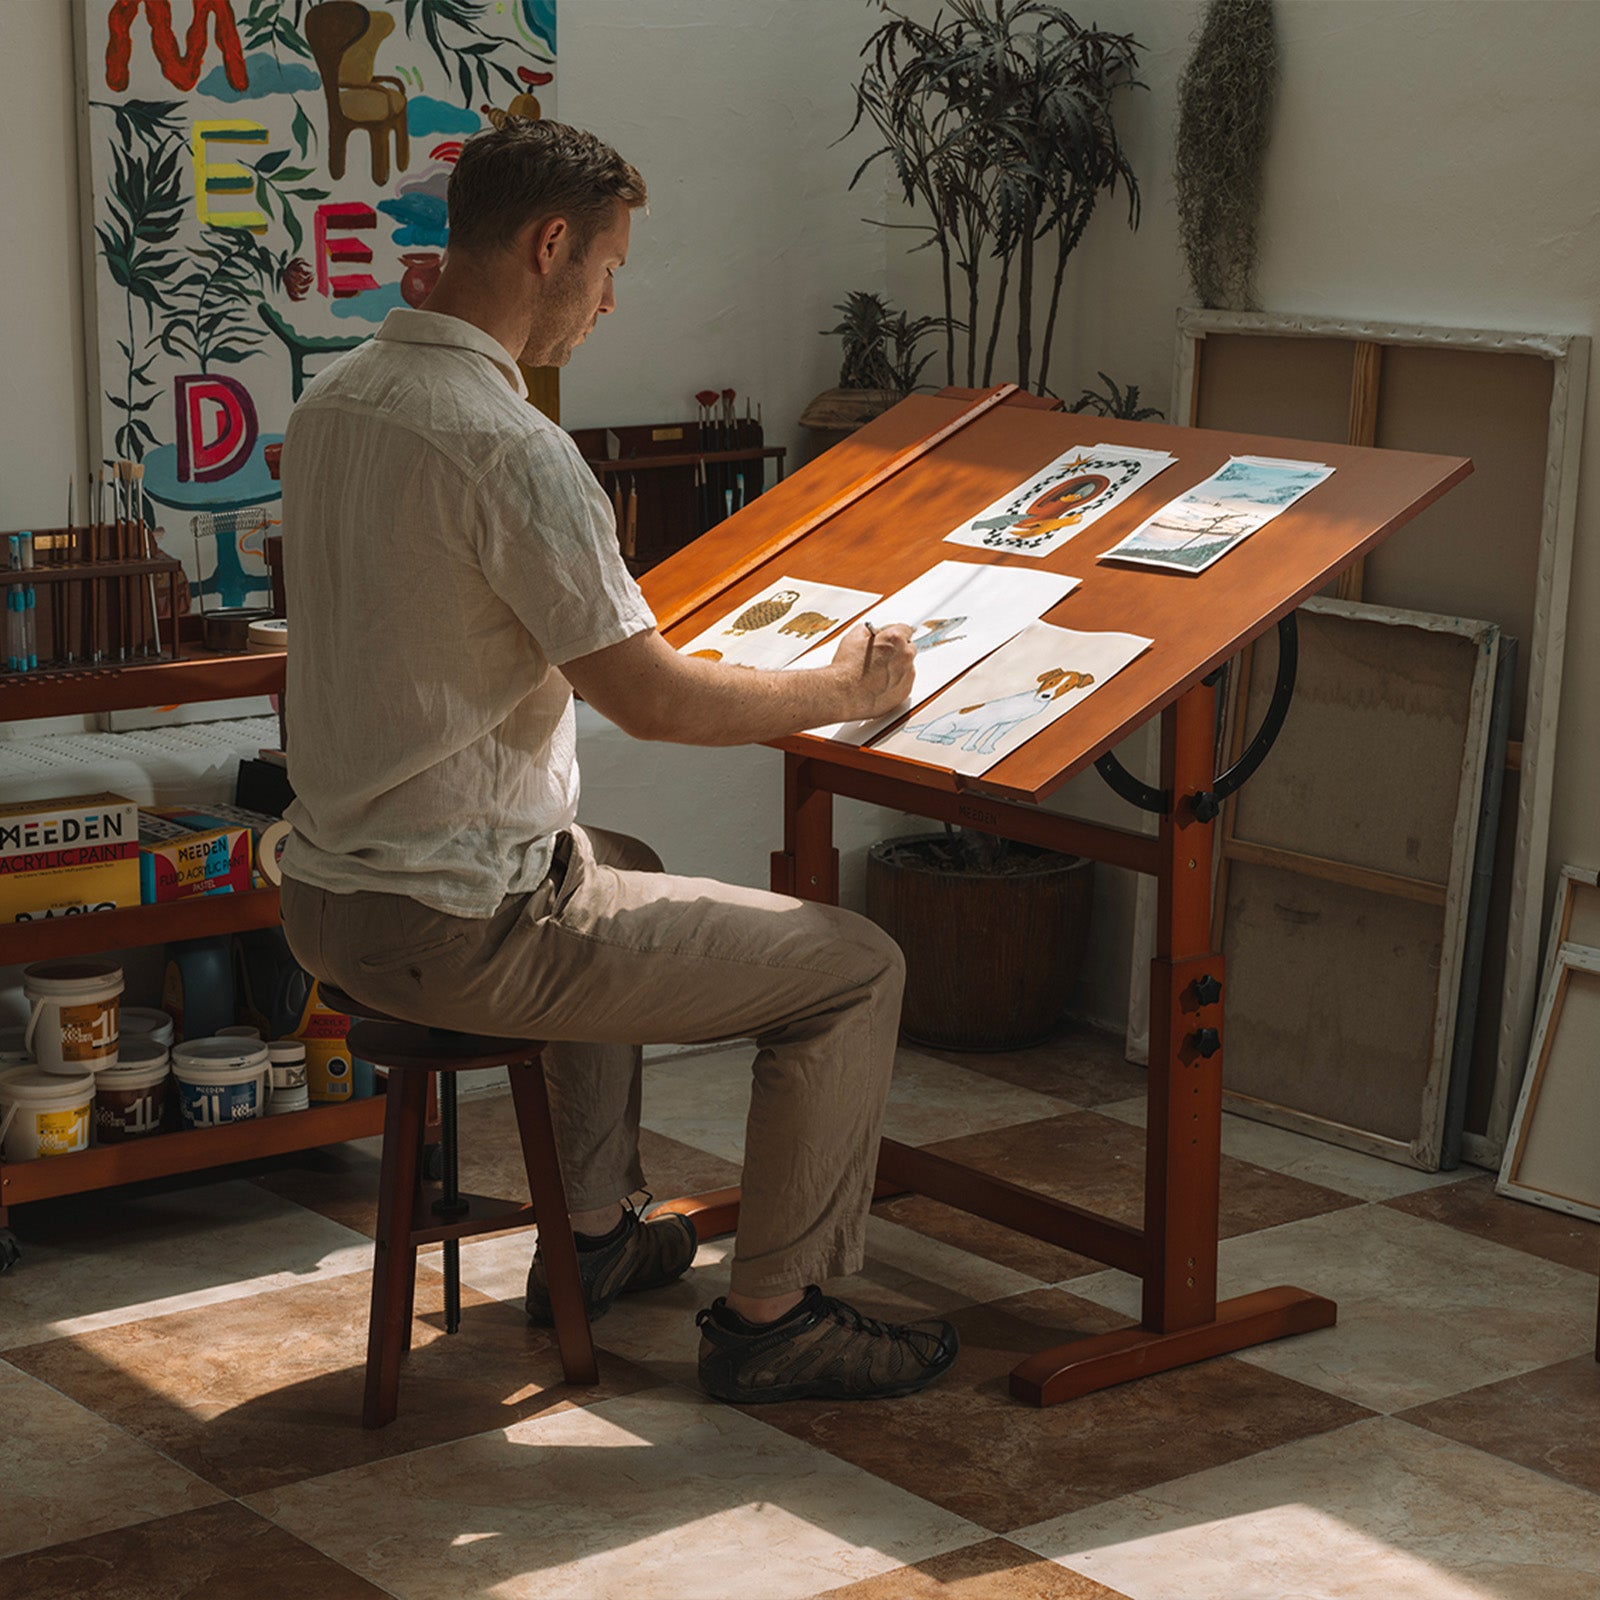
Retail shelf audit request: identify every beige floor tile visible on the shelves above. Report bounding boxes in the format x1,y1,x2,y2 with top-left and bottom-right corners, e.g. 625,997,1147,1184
1,1179,373,1350
1068,1204,1595,1413
247,1385,984,1600
455,1213,1043,1389
1095,1096,1467,1203
640,1045,1074,1163
1013,1416,1600,1600
0,1359,225,1560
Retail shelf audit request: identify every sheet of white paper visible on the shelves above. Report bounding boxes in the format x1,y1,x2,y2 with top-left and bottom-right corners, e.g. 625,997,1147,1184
676,576,880,668
944,442,1177,558
874,621,1152,775
792,559,1080,745
1098,454,1335,574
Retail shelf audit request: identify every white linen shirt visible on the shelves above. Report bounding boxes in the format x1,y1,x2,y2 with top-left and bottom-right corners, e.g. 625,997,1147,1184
279,309,654,916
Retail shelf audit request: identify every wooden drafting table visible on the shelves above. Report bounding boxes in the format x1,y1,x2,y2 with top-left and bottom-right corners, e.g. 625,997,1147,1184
640,386,1471,1406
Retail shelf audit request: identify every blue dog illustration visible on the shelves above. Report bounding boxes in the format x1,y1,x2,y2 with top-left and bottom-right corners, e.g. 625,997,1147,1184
909,667,1096,754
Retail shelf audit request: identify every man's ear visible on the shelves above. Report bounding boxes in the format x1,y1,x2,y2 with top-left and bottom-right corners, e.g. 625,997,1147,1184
528,215,570,277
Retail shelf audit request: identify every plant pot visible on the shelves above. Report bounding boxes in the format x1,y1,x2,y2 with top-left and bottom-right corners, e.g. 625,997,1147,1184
865,833,1093,1051
798,386,905,435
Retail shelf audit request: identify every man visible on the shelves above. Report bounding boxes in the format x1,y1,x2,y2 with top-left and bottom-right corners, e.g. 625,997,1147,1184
278,119,958,1404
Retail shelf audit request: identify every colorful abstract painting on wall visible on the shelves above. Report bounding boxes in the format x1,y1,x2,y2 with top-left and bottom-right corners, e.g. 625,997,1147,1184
82,0,556,607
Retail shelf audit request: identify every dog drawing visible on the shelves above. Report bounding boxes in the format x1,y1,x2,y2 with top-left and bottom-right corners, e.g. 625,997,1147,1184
908,667,1096,754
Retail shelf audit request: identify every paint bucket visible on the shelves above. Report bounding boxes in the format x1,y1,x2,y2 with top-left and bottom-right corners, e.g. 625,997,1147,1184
265,1039,309,1115
0,1026,33,1067
92,1040,170,1143
171,1038,272,1128
217,1024,261,1039
0,1064,94,1160
121,1007,176,1049
23,959,123,1074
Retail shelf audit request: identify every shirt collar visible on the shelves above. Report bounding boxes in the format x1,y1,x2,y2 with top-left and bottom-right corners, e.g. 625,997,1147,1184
374,308,530,400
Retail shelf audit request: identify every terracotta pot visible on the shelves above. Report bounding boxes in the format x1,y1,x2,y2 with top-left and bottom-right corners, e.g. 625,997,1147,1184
798,386,905,435
865,834,1093,1051
399,252,444,308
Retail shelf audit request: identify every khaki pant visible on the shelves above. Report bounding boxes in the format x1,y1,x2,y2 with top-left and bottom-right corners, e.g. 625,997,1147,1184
280,825,904,1296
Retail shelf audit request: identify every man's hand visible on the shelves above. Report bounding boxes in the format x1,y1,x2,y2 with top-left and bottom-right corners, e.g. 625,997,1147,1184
828,622,917,720
562,621,921,747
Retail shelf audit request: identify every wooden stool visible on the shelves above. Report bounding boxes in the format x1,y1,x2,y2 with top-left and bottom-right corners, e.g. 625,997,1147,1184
317,985,598,1428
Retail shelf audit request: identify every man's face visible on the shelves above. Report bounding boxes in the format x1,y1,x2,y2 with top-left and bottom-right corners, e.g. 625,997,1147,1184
525,200,631,368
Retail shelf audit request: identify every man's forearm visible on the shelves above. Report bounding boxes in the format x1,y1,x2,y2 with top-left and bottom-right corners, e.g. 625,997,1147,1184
630,657,863,746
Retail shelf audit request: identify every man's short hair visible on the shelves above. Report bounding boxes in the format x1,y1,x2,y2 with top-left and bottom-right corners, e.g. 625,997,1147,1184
447,118,647,256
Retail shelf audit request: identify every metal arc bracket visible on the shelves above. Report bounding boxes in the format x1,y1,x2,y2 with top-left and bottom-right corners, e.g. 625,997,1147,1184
1095,613,1299,820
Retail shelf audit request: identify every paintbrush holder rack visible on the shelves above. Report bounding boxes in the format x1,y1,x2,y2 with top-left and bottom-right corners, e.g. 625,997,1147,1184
0,525,182,678
570,418,787,576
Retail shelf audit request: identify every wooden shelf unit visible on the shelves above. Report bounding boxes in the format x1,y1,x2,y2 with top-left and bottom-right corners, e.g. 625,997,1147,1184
0,647,387,1233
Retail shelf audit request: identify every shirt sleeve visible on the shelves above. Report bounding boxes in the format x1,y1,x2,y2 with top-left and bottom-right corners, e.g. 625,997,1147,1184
471,422,657,666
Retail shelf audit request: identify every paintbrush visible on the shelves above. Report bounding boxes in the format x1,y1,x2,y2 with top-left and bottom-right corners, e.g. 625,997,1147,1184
131,463,159,656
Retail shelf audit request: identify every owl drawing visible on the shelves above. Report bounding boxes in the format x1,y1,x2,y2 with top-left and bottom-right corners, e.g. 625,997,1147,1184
778,611,839,639
725,590,801,634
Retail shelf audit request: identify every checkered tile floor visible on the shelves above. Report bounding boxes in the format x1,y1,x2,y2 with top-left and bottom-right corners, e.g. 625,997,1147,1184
4,1029,1598,1599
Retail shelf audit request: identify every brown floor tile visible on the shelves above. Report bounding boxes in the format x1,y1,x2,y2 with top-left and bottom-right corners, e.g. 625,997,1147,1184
6,1263,659,1498
871,1194,1104,1282
0,1500,388,1599
915,1026,1147,1108
810,1537,1131,1598
924,1110,1360,1241
250,1096,743,1241
1399,1354,1600,1495
750,1287,1373,1532
1384,1173,1600,1275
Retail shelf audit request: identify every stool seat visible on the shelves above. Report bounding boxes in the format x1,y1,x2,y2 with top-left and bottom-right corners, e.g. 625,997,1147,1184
348,1019,545,1073
315,981,403,1024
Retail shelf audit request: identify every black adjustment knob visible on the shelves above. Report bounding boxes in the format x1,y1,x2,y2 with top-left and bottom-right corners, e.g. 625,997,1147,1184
1192,974,1222,1007
1192,1027,1222,1058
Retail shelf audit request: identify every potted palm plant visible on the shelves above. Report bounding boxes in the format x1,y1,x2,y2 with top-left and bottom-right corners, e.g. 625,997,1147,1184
842,3,1147,1049
846,0,1143,396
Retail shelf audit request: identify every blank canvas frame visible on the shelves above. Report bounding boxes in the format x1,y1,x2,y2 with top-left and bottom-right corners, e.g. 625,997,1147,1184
1174,310,1589,1168
1498,943,1600,1221
1215,599,1498,1168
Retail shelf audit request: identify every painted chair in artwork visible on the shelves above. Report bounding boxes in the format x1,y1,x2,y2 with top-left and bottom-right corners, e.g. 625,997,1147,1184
306,1,411,187
258,303,366,401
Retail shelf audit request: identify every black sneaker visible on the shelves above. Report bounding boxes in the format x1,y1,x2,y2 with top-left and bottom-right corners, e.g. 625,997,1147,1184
695,1285,959,1403
526,1200,697,1326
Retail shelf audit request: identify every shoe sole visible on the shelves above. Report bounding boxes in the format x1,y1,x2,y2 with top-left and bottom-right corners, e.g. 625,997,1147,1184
699,1348,959,1405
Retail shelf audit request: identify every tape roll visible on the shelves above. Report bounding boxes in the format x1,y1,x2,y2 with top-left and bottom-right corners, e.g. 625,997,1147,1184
257,820,291,886
248,618,289,652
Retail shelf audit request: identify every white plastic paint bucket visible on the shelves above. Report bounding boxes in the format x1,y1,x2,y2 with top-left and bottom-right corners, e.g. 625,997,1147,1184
23,959,123,1074
171,1038,272,1128
266,1039,309,1115
122,1007,176,1049
93,1040,171,1143
0,1064,94,1160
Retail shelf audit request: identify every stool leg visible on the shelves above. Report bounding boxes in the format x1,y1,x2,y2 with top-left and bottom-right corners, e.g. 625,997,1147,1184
508,1057,599,1386
364,1065,428,1429
436,1071,463,1335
